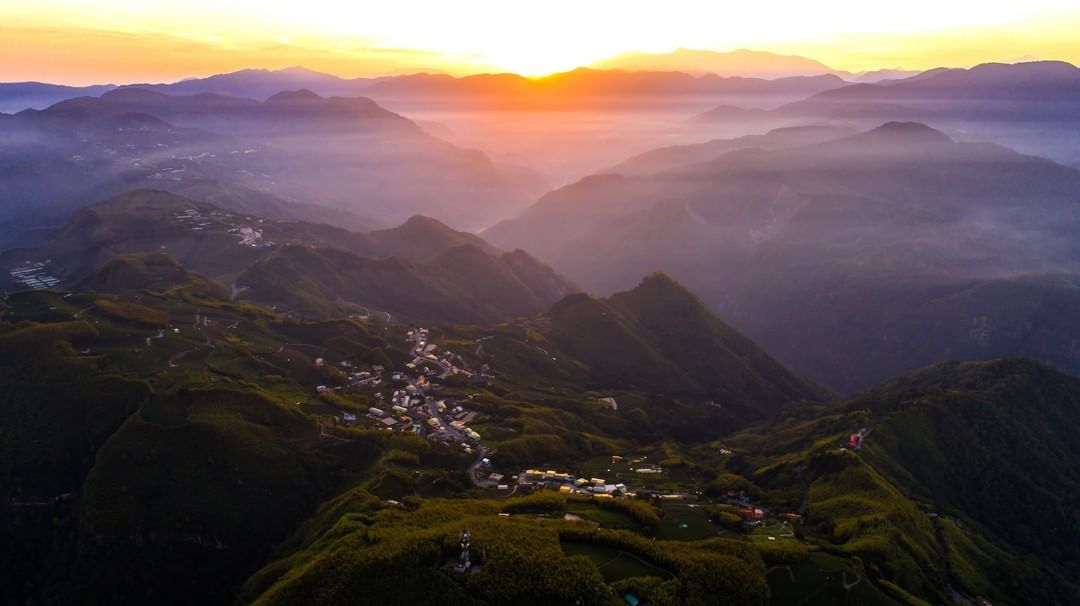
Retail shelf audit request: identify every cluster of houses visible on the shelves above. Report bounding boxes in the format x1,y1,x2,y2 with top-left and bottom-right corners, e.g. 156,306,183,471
170,208,274,248
229,226,273,248
720,489,805,528
171,208,214,231
316,359,386,395
497,454,686,500
348,361,385,388
321,328,485,456
8,261,60,291
362,393,483,453
518,469,630,498
846,428,868,450
363,404,413,432
443,402,483,442
407,328,492,385
610,455,664,475
502,462,805,532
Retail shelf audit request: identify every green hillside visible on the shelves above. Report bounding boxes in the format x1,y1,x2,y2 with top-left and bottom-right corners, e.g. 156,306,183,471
1,267,1078,606
2,189,577,324
0,286,402,604
547,273,827,417
363,214,503,261
236,243,575,323
715,358,1080,605
241,494,770,606
848,360,1080,576
75,252,225,297
0,189,280,282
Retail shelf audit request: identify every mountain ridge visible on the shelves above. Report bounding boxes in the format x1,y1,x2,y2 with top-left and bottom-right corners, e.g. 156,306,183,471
485,122,1080,392
591,48,847,78
0,189,578,325
0,87,545,236
546,272,829,415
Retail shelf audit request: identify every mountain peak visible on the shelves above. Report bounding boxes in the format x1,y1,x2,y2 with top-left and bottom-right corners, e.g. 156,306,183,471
856,121,952,145
265,89,325,104
100,87,169,103
590,47,842,78
548,272,828,414
275,66,335,77
364,214,503,261
74,252,220,295
969,59,1079,78
400,214,452,230
619,272,706,311
637,271,683,289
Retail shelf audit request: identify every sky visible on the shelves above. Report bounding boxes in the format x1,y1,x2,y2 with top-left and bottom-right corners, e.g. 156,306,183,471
2,0,1080,84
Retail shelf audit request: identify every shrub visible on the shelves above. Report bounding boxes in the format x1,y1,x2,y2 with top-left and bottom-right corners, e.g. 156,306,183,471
94,299,169,327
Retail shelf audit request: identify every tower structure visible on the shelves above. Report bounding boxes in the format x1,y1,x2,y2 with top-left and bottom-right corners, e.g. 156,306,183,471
456,528,472,571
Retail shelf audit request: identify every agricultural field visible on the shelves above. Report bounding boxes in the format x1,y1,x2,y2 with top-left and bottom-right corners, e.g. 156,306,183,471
651,502,721,541
561,541,674,582
766,552,900,606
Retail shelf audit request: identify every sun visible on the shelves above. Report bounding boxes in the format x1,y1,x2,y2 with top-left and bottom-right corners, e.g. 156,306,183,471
5,0,1080,83
478,48,609,77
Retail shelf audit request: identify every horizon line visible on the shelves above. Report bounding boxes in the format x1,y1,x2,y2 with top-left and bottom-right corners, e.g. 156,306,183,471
4,57,1077,89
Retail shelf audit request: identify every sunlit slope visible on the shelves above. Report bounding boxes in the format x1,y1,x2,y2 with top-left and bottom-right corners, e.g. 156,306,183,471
547,273,828,415
721,358,1080,604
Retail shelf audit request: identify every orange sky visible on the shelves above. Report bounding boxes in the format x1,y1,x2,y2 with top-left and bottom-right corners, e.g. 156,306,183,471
2,1,1080,84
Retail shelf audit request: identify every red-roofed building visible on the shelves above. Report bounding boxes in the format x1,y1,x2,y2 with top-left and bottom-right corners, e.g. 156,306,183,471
738,508,765,521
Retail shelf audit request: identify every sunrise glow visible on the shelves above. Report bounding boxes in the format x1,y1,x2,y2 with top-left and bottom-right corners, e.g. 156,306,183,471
3,0,1080,83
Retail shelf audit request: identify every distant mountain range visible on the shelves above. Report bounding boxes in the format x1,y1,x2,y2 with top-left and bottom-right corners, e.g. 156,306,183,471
786,60,1080,117
0,64,852,114
122,66,369,101
0,52,922,115
0,87,547,248
592,48,843,78
692,60,1080,167
486,121,1080,392
0,81,116,114
8,59,1072,123
362,69,849,111
115,67,850,113
591,48,922,82
5,59,1080,390
603,124,858,176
